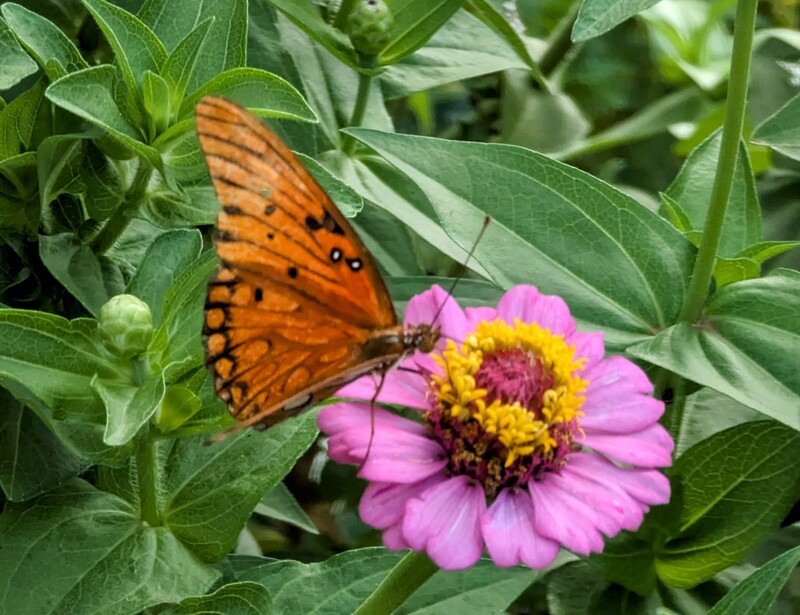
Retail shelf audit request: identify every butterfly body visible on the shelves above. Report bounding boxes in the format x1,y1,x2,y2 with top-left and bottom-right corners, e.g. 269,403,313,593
196,97,439,432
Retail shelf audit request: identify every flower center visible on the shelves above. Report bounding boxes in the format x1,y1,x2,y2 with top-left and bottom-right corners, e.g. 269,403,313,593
427,318,588,496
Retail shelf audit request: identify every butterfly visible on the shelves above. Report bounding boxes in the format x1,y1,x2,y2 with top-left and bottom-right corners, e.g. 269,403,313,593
195,96,440,433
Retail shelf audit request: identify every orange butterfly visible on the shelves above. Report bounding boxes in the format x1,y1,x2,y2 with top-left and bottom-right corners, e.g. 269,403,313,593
196,97,439,433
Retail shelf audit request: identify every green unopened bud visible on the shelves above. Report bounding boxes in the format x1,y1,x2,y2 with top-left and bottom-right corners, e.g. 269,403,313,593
99,294,154,358
348,0,393,57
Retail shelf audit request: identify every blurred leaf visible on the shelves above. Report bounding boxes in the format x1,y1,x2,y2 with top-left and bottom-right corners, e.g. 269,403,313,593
706,546,800,615
665,131,762,258
629,270,800,430
162,411,319,561
82,0,166,94
140,0,248,93
126,228,202,325
0,479,219,613
557,88,708,160
573,0,662,42
39,232,125,317
255,482,319,534
464,0,548,89
1,2,89,80
0,13,38,89
142,70,171,137
753,91,800,161
46,65,162,167
160,582,272,615
656,422,800,587
348,129,694,350
378,0,461,66
92,371,166,446
382,9,527,99
0,388,83,502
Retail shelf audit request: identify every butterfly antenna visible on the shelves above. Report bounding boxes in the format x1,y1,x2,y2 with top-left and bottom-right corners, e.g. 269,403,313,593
430,215,492,327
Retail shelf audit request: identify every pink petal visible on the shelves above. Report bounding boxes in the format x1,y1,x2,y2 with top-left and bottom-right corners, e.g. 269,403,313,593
529,479,605,555
567,330,605,371
579,423,674,468
404,285,467,350
497,286,576,336
335,361,431,411
382,523,409,550
465,306,497,328
328,426,447,483
403,476,486,570
564,453,670,507
546,460,645,534
318,403,427,438
481,488,560,569
359,475,446,529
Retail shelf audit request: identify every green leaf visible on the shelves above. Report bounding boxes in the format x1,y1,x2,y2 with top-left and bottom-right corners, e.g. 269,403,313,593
0,78,48,160
0,13,38,89
1,2,88,80
82,0,166,95
154,383,202,432
300,153,363,217
628,271,800,430
464,0,547,89
255,482,319,534
176,67,317,122
151,249,216,374
665,131,762,258
573,0,663,42
39,232,125,317
706,546,800,615
81,141,124,220
141,185,220,227
348,129,694,349
140,0,248,93
126,228,202,325
36,135,85,211
235,548,541,613
162,412,319,561
659,192,700,243
735,240,800,265
142,70,171,138
0,388,83,502
712,256,759,286
161,17,214,110
92,372,166,446
752,90,800,161
160,582,272,615
46,65,162,167
0,479,219,614
265,0,358,69
557,88,708,160
387,276,504,315
381,9,527,99
378,0,461,65
656,422,800,588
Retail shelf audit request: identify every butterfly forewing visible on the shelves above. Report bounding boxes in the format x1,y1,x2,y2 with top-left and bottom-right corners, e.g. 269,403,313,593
196,97,416,429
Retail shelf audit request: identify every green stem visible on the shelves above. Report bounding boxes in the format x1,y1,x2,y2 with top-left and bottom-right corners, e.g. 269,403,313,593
353,551,438,615
135,434,161,526
342,63,374,155
679,0,759,322
538,2,580,78
334,0,358,30
91,159,153,254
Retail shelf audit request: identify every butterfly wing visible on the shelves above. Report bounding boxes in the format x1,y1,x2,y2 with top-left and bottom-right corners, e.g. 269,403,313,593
196,97,400,427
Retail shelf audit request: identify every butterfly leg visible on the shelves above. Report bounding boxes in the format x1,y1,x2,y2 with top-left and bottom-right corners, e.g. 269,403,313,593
358,365,391,473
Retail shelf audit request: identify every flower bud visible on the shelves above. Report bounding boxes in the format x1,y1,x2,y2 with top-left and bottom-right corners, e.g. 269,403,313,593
99,294,154,358
348,0,393,57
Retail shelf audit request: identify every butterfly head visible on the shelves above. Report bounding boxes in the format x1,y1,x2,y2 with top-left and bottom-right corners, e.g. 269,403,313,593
404,323,440,354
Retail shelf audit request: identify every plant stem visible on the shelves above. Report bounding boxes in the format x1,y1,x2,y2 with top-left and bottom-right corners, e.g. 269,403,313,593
538,2,580,78
91,159,153,254
342,63,375,155
135,433,161,526
353,551,438,615
679,0,759,322
334,0,357,30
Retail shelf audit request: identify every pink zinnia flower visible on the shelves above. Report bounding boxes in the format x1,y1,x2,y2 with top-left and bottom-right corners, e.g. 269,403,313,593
318,286,673,571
